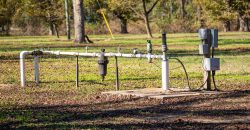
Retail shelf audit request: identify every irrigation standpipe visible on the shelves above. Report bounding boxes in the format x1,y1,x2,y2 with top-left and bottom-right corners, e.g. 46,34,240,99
19,49,170,90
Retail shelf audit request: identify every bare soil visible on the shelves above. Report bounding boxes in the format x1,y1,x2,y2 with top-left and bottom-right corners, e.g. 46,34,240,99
0,85,249,129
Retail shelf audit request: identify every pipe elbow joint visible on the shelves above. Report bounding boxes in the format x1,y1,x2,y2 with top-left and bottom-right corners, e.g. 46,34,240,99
20,51,31,59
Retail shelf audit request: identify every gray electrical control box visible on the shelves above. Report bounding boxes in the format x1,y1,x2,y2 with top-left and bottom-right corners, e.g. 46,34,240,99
199,44,209,55
211,29,218,48
203,58,220,71
198,29,208,40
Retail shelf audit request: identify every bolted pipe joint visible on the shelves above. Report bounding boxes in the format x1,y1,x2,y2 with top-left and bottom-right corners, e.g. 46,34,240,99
98,49,109,81
31,50,43,56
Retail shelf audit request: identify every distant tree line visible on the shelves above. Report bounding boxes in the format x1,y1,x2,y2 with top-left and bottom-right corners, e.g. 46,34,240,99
0,0,249,40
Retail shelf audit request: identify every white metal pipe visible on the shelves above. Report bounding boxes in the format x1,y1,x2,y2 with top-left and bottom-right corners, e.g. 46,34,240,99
34,55,39,84
21,50,168,90
42,51,163,59
162,59,169,90
147,53,152,63
20,51,32,87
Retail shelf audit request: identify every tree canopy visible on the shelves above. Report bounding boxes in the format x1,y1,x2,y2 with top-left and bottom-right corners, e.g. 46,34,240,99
0,0,249,36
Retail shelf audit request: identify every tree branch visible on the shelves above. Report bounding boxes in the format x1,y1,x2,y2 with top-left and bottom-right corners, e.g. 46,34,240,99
147,0,161,14
142,0,147,14
129,6,144,18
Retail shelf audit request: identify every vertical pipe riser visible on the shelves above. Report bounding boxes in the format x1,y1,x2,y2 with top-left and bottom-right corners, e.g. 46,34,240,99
162,59,169,90
20,56,25,87
20,51,31,87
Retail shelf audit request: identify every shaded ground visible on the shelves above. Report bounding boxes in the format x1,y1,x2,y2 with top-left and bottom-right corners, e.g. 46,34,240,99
0,85,249,129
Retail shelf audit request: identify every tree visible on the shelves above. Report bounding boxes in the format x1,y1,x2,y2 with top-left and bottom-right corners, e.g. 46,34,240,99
180,0,187,19
232,0,249,32
72,0,86,43
12,0,64,36
198,0,236,32
129,0,161,38
0,0,21,35
108,0,134,34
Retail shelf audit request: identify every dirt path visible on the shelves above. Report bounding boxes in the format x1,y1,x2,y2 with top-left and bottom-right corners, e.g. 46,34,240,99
0,85,249,129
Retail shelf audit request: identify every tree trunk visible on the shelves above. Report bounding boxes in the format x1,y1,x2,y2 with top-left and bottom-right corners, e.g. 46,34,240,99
6,22,10,35
65,0,71,40
169,0,173,18
49,22,55,36
239,16,249,32
72,0,86,43
236,17,240,31
53,24,60,38
196,5,201,22
1,26,5,31
180,0,186,18
119,17,128,34
223,21,230,32
142,0,153,38
143,14,153,38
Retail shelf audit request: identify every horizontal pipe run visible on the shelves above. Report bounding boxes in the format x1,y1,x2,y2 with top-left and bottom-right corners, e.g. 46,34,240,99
20,50,168,90
42,51,163,59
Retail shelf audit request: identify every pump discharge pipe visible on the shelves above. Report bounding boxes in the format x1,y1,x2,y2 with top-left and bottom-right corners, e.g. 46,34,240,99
162,32,169,91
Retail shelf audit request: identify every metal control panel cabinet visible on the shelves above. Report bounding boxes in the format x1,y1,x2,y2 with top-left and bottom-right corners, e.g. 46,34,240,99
204,58,220,71
199,44,209,55
211,29,218,48
198,29,208,40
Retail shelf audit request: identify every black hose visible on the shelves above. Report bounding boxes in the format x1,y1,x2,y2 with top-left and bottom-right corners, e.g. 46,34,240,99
169,58,190,88
211,47,219,91
169,57,209,91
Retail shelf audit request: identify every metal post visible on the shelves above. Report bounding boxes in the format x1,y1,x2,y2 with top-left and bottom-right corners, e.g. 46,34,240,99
204,29,211,90
115,56,119,91
162,59,169,90
161,32,169,91
34,55,39,85
76,56,79,88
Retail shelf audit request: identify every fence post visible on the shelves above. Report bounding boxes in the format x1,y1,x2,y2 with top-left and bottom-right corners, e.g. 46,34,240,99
115,56,119,91
34,55,39,85
76,56,79,88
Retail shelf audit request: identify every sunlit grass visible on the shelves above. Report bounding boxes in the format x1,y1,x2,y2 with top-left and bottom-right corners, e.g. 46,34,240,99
0,32,250,96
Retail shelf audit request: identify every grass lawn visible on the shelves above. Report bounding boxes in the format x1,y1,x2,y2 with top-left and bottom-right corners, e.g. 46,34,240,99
0,32,250,129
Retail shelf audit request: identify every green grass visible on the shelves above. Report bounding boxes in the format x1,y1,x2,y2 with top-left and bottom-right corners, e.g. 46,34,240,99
0,32,250,97
0,32,250,128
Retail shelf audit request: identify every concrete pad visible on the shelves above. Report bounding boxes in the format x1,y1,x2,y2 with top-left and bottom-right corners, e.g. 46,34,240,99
102,88,226,99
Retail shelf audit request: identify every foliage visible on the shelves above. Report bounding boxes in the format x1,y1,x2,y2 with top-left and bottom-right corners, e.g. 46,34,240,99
0,0,22,34
199,0,235,23
0,0,250,35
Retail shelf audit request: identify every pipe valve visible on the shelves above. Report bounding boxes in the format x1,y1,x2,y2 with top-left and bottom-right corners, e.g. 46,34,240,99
147,40,152,53
147,40,153,63
98,49,109,81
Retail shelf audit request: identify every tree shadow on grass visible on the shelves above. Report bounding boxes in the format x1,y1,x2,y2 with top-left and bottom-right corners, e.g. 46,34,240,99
0,90,249,129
